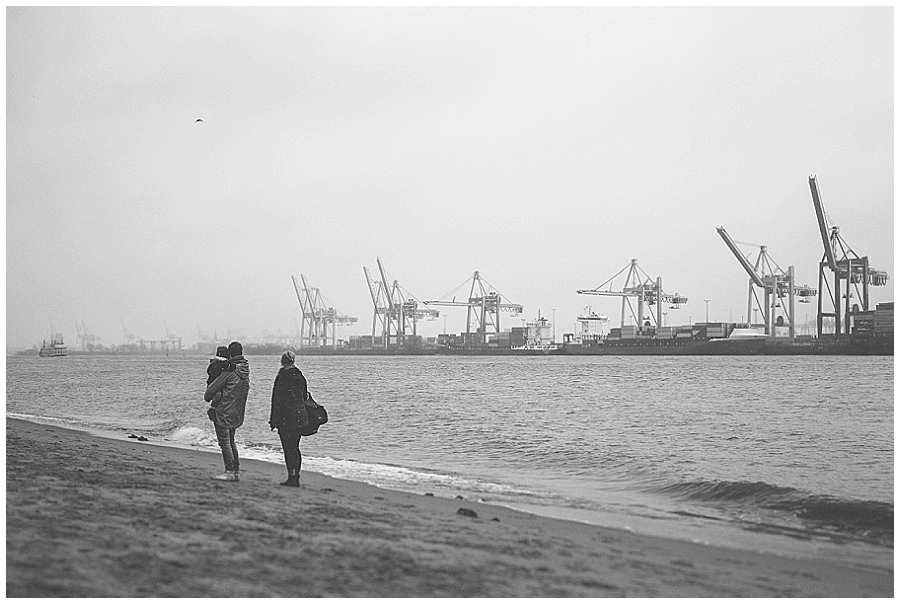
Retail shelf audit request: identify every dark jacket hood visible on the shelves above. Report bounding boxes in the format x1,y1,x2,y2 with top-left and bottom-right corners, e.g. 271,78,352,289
230,355,250,380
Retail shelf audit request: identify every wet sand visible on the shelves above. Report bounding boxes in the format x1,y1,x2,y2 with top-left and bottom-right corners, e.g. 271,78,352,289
6,418,892,597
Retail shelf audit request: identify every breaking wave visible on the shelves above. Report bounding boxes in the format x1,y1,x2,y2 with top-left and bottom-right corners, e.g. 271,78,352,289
654,480,893,547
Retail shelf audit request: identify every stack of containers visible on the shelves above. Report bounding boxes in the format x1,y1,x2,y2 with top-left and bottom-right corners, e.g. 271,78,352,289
705,323,727,338
874,302,894,335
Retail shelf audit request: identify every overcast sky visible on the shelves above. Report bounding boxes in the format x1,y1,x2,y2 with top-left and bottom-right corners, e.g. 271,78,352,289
6,6,894,348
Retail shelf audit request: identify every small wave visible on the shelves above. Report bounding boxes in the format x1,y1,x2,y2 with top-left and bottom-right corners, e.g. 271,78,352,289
166,426,217,448
8,411,65,424
301,456,540,499
7,411,100,431
654,479,893,546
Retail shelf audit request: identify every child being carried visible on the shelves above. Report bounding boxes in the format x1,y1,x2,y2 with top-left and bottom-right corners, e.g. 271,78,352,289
206,345,235,422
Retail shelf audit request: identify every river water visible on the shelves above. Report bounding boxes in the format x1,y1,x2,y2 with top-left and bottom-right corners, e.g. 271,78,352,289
6,353,893,569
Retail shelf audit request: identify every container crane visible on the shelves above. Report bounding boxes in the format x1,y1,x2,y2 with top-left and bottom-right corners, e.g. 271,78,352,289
121,320,138,346
809,175,889,336
291,274,358,348
363,257,438,348
163,321,183,351
716,226,816,340
576,259,688,332
363,265,390,345
75,321,100,351
424,271,523,345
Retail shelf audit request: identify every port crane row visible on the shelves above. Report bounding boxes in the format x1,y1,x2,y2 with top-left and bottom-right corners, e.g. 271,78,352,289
288,177,888,347
293,263,524,349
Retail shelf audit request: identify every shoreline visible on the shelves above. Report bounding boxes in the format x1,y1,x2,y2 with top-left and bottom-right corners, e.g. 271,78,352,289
13,411,891,569
6,417,892,597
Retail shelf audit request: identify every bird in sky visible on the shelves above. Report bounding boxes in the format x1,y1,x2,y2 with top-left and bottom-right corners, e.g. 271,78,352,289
195,118,203,123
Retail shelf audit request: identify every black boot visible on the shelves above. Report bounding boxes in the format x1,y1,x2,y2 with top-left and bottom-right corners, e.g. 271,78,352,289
279,467,299,487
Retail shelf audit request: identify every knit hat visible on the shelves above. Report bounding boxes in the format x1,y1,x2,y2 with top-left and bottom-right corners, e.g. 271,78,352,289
215,345,229,358
281,350,296,366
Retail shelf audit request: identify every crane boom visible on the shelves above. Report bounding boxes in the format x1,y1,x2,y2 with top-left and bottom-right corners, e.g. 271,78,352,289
716,226,765,288
809,175,837,270
362,266,382,309
375,257,395,312
575,290,631,297
291,275,308,313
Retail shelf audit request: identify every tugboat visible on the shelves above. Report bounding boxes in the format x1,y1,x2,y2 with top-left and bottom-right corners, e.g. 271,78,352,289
39,332,67,357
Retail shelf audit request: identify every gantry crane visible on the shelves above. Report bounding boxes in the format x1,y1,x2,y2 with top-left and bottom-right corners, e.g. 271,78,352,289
576,259,688,331
424,271,523,344
716,227,816,340
75,321,100,351
291,274,358,348
363,257,438,348
809,176,889,336
163,321,183,351
121,320,138,346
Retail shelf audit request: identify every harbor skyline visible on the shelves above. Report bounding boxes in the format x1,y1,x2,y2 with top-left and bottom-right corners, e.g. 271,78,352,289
7,7,893,349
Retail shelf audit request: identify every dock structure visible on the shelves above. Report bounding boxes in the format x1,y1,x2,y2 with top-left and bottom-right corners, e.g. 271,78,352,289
809,175,889,337
576,259,687,334
716,226,815,342
424,271,523,347
363,257,438,349
291,274,357,349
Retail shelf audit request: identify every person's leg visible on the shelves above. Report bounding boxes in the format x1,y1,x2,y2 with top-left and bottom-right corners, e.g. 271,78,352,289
229,428,240,480
277,430,301,486
278,430,294,474
212,423,237,481
296,434,302,475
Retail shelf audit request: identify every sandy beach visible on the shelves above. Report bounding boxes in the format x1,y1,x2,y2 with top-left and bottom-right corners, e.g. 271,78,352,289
5,418,892,597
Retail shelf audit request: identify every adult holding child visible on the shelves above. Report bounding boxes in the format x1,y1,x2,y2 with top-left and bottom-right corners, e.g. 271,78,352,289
204,341,251,482
268,350,308,487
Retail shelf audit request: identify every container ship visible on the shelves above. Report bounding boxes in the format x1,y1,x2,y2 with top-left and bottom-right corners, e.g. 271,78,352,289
553,319,893,356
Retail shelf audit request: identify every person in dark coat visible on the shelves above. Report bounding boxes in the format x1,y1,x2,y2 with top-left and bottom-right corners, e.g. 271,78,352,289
269,350,308,487
204,341,251,482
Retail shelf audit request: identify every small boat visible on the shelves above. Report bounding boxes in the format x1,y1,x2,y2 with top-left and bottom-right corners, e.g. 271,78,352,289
39,333,68,357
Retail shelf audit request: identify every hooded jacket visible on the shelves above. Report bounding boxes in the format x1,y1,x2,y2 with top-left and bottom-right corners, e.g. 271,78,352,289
204,355,250,428
269,365,309,432
207,356,233,386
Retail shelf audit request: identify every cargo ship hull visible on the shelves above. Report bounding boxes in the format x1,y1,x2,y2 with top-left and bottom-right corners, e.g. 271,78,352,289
285,336,891,356
555,335,892,356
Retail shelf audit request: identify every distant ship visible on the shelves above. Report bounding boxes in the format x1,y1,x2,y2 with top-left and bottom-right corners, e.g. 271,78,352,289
39,333,67,357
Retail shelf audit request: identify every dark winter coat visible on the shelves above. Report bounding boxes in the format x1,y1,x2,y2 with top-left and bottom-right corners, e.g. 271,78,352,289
204,355,250,428
269,365,309,432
